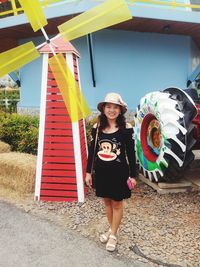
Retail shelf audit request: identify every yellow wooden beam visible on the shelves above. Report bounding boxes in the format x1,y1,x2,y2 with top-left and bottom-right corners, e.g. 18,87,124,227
172,0,177,9
10,0,17,16
42,0,49,8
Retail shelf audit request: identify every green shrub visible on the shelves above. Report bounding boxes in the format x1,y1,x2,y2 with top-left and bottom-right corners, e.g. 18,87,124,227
0,111,97,154
0,113,39,155
0,89,20,113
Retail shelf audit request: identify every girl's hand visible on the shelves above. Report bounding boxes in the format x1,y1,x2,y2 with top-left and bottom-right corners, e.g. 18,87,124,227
129,178,137,188
85,173,92,189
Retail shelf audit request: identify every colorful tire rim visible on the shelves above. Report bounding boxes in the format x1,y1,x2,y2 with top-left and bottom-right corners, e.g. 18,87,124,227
134,87,197,182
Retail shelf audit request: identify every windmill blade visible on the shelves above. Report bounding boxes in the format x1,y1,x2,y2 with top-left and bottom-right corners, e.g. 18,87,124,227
49,53,91,122
58,0,132,41
0,42,40,78
19,0,47,32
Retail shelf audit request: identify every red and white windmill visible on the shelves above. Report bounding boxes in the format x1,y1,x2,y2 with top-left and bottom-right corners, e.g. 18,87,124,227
34,38,89,202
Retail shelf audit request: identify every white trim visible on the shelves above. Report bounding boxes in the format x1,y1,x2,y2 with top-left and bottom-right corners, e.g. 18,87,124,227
76,59,88,156
66,53,85,202
34,54,48,201
72,122,85,202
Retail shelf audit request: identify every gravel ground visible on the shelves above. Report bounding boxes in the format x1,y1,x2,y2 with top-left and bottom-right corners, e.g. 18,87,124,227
1,175,200,267
1,154,200,267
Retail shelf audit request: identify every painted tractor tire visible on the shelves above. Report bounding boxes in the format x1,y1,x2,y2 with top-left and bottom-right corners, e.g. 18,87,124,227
134,87,197,182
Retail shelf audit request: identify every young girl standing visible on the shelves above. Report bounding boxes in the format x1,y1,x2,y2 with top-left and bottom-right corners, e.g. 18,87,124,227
85,92,137,252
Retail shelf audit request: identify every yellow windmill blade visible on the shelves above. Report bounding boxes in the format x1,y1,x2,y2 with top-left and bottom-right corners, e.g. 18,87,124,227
48,53,91,122
0,42,40,78
58,0,132,41
18,0,47,32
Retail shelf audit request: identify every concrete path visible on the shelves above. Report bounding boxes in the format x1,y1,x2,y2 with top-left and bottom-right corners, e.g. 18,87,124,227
0,201,149,267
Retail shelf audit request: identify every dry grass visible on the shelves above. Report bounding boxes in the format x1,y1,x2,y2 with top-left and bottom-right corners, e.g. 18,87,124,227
0,141,11,153
0,152,36,194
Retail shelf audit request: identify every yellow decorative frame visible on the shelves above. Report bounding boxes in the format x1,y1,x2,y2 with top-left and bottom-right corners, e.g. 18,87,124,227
1,0,200,18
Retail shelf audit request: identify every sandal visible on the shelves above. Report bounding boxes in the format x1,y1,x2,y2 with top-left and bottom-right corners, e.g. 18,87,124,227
99,228,111,243
106,234,117,252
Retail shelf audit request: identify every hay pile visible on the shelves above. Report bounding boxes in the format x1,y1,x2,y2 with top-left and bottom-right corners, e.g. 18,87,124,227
0,152,36,194
0,141,11,153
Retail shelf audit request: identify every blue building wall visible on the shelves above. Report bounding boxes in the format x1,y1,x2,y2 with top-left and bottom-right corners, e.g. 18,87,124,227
73,30,191,110
19,29,199,111
18,36,45,108
189,39,200,73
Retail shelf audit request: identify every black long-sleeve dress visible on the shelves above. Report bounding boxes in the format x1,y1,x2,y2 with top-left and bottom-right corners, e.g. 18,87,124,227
86,127,136,201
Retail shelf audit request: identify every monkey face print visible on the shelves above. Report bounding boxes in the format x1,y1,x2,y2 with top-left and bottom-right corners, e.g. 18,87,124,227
97,139,120,161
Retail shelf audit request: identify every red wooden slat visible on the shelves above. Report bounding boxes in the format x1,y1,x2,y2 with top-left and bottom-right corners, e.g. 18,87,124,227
81,142,87,151
43,150,74,157
80,132,86,141
44,136,73,142
40,196,77,202
82,161,87,170
82,153,87,161
81,152,87,162
45,123,72,129
82,169,86,177
43,143,73,150
48,80,58,86
45,116,71,123
41,184,77,190
81,143,87,152
48,73,55,79
42,163,75,170
42,170,76,176
46,108,68,115
81,142,86,151
43,156,75,163
47,88,60,93
80,142,86,151
44,129,72,136
79,130,85,137
79,124,84,131
79,120,84,127
81,144,87,154
41,177,76,183
46,102,66,108
46,94,63,101
40,190,78,197
82,159,87,167
80,145,86,153
79,120,83,127
79,128,85,135
80,134,86,144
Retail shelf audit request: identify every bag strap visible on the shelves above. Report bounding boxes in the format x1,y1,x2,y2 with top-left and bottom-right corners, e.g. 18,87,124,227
91,123,99,172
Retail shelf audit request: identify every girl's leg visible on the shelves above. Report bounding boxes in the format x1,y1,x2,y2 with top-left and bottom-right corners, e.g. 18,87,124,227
110,200,123,235
100,198,113,243
106,200,123,251
103,198,113,226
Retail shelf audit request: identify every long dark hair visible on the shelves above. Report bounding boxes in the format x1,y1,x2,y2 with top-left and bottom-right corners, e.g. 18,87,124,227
97,104,126,132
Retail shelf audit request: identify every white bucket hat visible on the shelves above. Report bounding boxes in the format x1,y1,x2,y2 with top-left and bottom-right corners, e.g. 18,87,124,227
97,92,128,114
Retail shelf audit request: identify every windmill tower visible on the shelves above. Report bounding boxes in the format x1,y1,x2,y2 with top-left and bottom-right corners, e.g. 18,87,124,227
35,38,88,202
